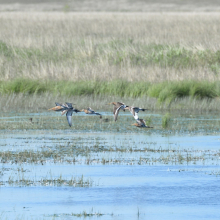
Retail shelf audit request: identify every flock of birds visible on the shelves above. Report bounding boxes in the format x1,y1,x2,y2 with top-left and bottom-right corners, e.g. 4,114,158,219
48,101,153,128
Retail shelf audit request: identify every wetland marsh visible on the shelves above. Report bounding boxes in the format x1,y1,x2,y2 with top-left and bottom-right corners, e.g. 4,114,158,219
1,4,220,219
0,108,220,220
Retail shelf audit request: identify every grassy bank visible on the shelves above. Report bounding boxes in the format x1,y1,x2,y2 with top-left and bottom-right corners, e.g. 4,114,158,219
0,79,219,104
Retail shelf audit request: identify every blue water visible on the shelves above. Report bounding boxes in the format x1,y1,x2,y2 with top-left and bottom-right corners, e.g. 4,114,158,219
0,165,219,220
0,113,220,219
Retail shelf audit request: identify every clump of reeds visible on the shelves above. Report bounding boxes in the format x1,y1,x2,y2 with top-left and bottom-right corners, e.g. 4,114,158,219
162,113,170,128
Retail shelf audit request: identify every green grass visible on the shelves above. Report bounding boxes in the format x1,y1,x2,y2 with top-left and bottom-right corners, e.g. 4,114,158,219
162,113,171,129
0,79,219,103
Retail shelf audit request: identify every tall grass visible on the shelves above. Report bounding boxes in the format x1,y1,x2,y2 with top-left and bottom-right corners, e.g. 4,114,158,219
1,13,220,82
1,13,220,108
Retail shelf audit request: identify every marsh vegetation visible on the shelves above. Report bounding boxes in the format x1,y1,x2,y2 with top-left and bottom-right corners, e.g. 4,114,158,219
1,4,220,219
1,13,220,108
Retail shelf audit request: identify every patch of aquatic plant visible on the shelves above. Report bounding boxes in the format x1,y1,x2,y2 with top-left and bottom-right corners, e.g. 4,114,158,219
208,170,220,176
0,145,171,164
4,174,92,187
1,144,219,166
51,209,107,218
162,113,171,128
66,211,104,217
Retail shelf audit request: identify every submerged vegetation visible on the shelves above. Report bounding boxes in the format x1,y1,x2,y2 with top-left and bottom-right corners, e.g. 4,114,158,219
0,132,219,187
5,174,92,187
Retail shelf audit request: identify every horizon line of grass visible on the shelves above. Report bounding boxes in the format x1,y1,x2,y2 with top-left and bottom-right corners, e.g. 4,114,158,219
0,78,219,103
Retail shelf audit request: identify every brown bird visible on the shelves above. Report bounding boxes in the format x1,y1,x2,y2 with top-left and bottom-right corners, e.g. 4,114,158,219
132,119,153,128
48,102,69,115
48,102,80,127
108,102,128,121
80,107,102,117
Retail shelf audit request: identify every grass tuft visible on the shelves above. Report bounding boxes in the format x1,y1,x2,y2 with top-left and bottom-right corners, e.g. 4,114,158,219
162,113,171,129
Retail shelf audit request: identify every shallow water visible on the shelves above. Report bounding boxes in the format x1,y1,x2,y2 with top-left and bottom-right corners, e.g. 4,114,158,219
0,112,220,219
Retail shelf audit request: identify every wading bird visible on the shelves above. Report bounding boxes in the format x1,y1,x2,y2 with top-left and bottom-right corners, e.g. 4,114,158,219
108,102,128,121
48,102,80,127
80,107,102,118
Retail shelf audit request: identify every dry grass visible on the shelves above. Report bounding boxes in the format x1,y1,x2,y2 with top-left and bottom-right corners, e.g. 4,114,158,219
1,92,220,113
1,12,220,82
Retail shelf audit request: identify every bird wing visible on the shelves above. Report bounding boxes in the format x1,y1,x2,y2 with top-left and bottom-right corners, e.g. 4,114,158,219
55,102,62,106
88,107,94,113
133,112,139,120
139,119,146,126
114,105,124,121
117,102,124,106
138,108,146,112
130,107,136,116
65,102,73,108
73,108,80,113
48,105,64,111
66,110,73,127
88,107,101,115
61,110,68,115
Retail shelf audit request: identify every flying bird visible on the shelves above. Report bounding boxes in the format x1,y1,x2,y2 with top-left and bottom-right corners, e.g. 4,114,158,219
132,118,153,128
48,102,80,127
48,102,69,115
108,102,128,121
80,107,102,117
125,106,148,120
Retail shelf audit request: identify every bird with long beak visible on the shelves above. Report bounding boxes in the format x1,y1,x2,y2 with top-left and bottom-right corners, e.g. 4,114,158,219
80,107,102,118
132,118,153,128
108,102,128,121
48,102,80,127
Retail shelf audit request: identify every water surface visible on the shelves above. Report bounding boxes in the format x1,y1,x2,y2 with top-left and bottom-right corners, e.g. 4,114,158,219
0,112,220,219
